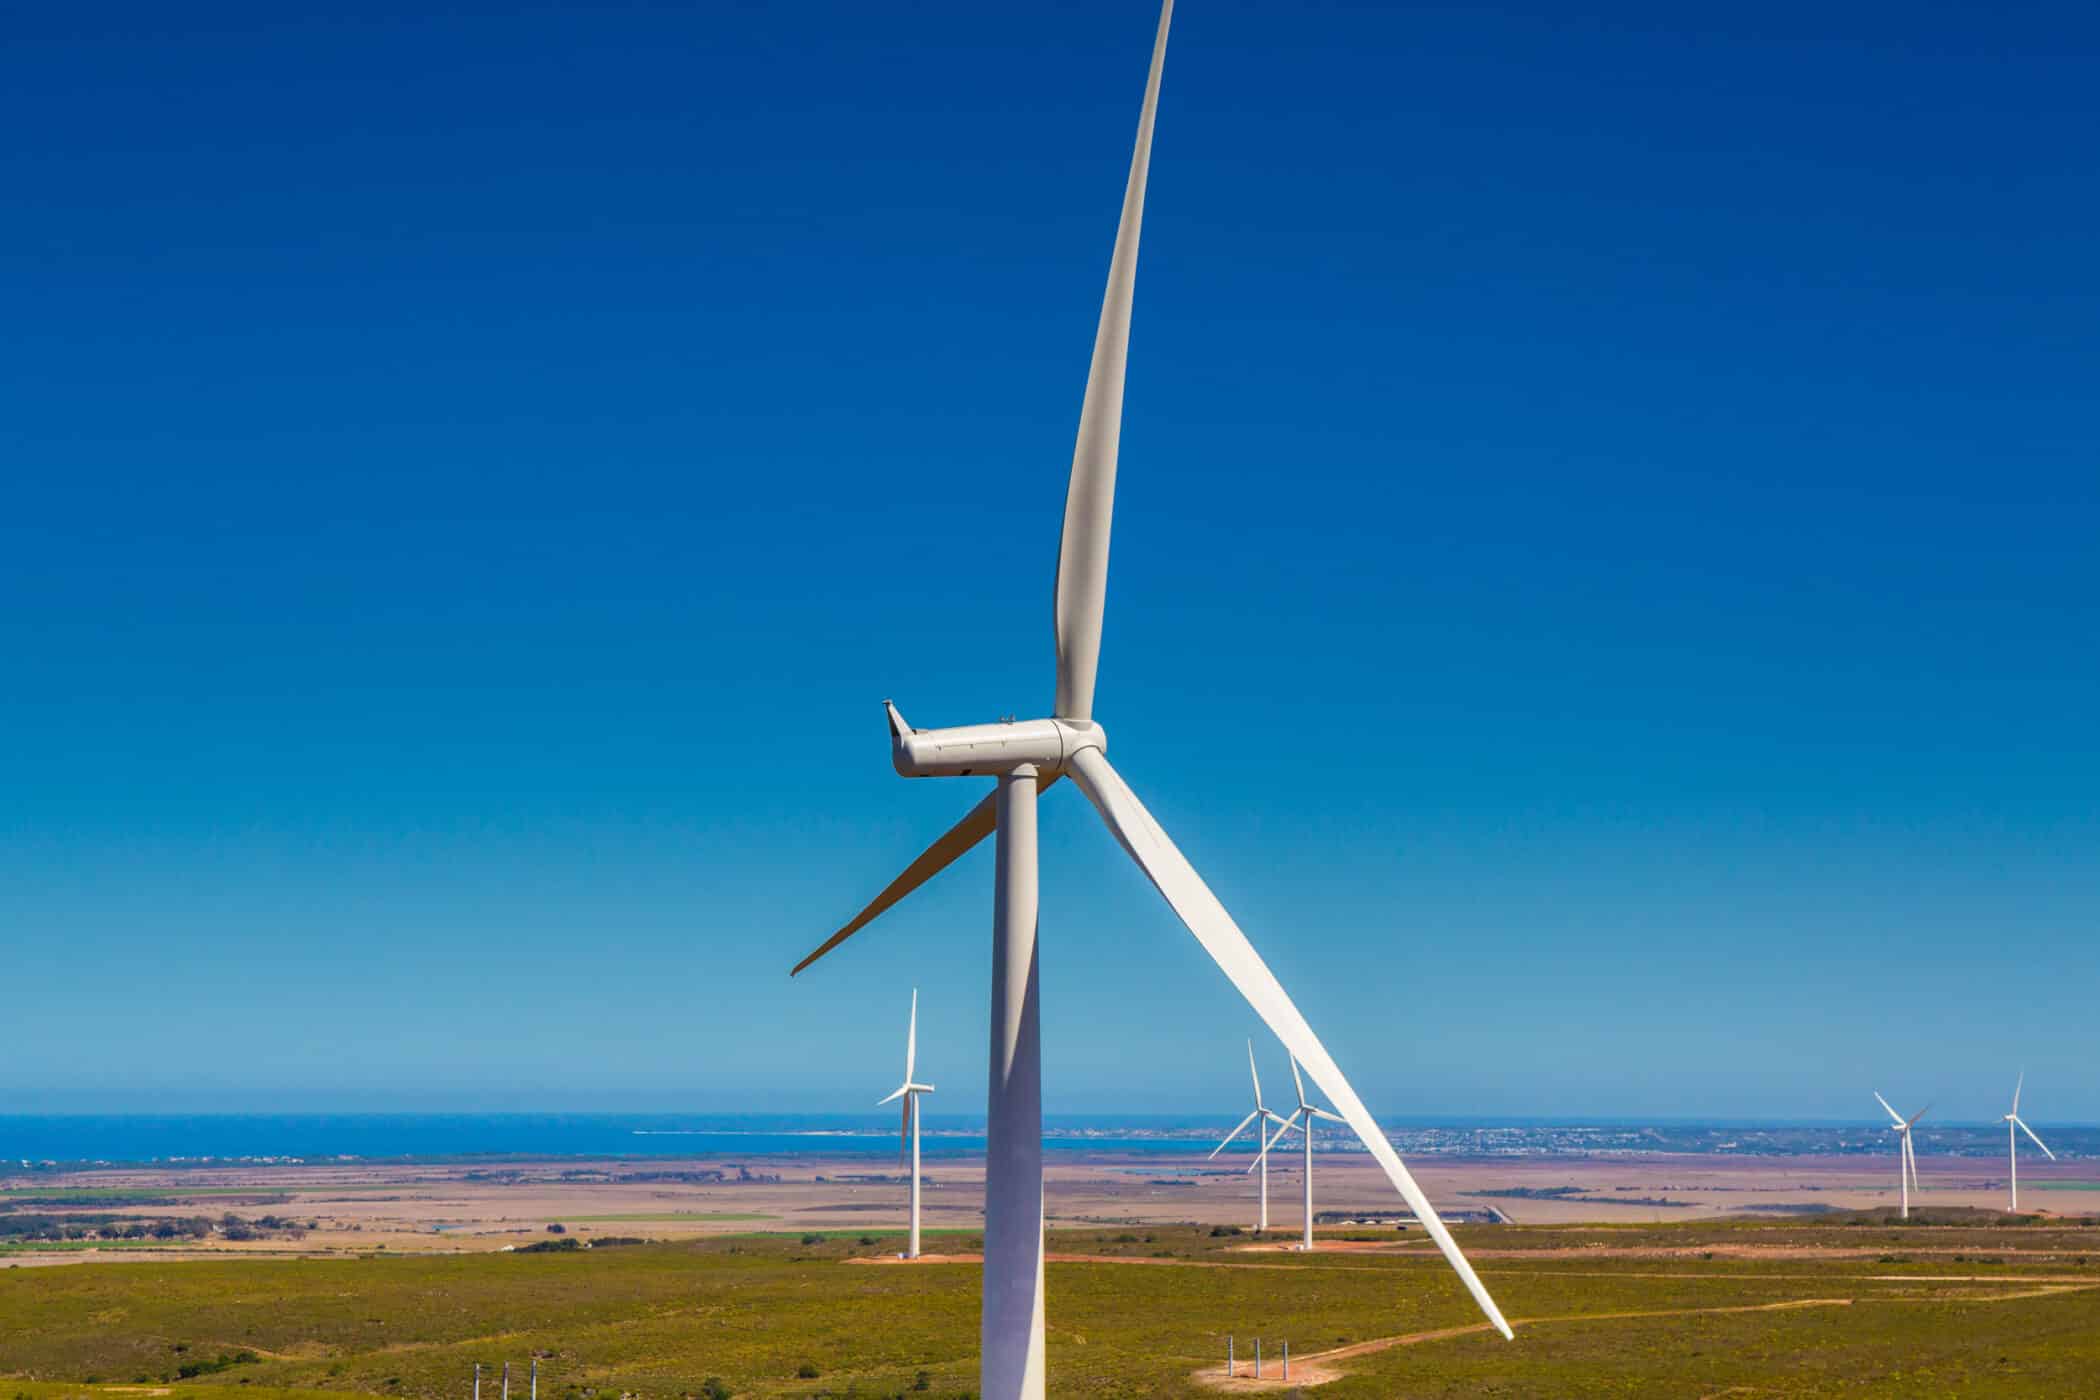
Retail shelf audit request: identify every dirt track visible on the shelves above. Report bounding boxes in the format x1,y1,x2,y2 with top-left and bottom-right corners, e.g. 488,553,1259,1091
1188,1281,2100,1390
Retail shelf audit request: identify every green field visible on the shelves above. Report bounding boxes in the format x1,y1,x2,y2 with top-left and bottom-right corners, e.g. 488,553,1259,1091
4,1218,2099,1397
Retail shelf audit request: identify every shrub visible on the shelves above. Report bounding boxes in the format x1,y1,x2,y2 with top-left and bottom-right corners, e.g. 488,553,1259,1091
547,1223,567,1234
800,1233,824,1246
700,1379,732,1400
795,1361,819,1378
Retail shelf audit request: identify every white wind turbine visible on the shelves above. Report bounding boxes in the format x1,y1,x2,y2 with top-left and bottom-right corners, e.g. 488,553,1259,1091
2003,1072,2054,1213
1257,1055,1347,1252
1873,1091,1928,1219
1207,1040,1290,1233
788,1,1514,1391
876,989,936,1258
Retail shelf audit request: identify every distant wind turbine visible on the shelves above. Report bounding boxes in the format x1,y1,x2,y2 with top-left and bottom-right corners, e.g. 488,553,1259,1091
1873,1092,1928,1219
2003,1072,2054,1213
1208,1040,1289,1233
1257,1055,1348,1252
787,0,1513,1390
875,989,936,1259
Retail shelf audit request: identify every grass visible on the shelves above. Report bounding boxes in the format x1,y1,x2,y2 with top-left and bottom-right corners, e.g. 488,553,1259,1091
0,1243,188,1255
0,1221,2096,1396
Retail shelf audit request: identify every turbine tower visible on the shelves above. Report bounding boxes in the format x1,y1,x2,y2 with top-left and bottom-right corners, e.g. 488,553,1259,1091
2003,1072,2054,1213
1208,1040,1289,1233
876,989,936,1258
1874,1092,1928,1220
788,1,1515,1391
1258,1055,1347,1251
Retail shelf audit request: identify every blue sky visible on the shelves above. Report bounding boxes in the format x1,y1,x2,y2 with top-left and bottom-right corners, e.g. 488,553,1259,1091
4,0,2095,1123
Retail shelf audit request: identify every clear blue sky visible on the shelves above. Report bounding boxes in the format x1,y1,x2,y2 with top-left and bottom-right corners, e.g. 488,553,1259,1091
5,0,2095,1123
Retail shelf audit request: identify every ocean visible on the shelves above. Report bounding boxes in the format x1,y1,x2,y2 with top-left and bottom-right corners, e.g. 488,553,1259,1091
4,1114,2081,1168
0,1114,1231,1166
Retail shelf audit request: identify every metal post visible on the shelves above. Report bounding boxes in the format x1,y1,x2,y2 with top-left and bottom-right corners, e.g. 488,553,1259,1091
473,1365,481,1400
1283,1341,1289,1379
1226,1335,1234,1376
501,1362,509,1400
1255,1340,1262,1379
530,1360,537,1400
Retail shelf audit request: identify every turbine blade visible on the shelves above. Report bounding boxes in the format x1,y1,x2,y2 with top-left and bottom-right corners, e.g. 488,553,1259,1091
1312,1108,1347,1124
1252,1109,1302,1166
1064,745,1513,1339
2013,1070,2024,1116
1873,1091,1905,1126
1210,1110,1260,1160
2016,1116,2055,1161
794,778,1054,975
905,988,918,1086
1290,1054,1308,1111
901,1095,910,1169
1051,0,1173,723
1248,1039,1264,1110
1907,1102,1932,1128
877,1085,908,1107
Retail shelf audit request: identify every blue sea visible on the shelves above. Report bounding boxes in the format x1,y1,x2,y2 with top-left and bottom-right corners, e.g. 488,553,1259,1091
6,1114,2077,1168
0,1114,1236,1166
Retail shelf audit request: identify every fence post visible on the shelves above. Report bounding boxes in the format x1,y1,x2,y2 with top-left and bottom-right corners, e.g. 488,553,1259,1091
1227,1334,1234,1376
1255,1339,1262,1379
473,1364,480,1400
530,1360,537,1400
1283,1340,1289,1379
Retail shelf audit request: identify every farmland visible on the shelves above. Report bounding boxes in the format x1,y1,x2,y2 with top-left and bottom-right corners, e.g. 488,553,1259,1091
5,1215,2100,1397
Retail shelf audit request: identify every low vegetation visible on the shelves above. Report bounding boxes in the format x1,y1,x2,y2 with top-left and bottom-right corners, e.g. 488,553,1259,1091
1,1221,2098,1395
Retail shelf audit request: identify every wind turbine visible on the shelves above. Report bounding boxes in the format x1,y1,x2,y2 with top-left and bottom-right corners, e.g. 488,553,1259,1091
1873,1092,1928,1219
2003,1072,2054,1213
787,1,1514,1391
1208,1040,1289,1233
1257,1056,1347,1252
876,989,936,1258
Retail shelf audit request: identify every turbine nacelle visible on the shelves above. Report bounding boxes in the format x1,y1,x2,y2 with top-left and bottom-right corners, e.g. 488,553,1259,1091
886,701,1105,779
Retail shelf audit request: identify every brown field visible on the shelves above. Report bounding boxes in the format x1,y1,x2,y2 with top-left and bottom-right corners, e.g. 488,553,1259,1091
7,1148,2093,1267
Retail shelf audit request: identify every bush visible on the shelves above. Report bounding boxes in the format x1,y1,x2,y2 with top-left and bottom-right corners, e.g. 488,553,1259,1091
913,1372,932,1392
546,1223,566,1234
795,1362,819,1378
700,1379,731,1400
800,1233,824,1246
